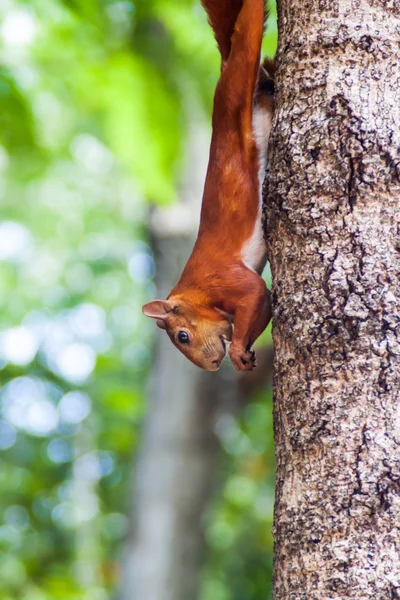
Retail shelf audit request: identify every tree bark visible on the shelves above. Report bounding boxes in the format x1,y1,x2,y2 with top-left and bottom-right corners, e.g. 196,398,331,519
265,0,400,598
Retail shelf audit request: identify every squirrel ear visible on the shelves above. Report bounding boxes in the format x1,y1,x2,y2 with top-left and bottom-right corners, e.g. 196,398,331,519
142,300,174,320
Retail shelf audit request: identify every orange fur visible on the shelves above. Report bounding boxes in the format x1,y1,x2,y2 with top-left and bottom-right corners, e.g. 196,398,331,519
143,0,274,371
201,0,244,63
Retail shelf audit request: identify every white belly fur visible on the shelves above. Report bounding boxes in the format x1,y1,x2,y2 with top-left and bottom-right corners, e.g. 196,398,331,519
241,106,272,274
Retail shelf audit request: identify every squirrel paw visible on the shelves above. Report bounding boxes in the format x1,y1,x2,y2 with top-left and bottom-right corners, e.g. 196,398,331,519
229,345,256,371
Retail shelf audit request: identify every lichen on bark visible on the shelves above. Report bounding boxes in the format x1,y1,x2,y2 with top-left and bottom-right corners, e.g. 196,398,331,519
263,0,400,597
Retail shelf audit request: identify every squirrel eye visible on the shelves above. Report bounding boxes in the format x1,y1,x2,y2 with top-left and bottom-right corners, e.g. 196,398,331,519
177,331,190,344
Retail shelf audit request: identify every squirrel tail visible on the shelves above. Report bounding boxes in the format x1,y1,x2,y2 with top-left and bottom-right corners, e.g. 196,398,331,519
201,0,269,65
201,0,244,63
210,0,266,145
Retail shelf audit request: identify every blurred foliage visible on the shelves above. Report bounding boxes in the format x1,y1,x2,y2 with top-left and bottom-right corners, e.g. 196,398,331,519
201,389,275,600
0,0,276,599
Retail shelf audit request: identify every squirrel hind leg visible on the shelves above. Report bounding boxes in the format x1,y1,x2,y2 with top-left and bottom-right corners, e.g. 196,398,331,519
262,56,277,79
253,64,275,161
257,66,275,97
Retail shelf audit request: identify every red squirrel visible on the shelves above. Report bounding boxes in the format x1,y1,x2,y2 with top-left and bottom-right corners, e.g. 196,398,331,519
143,0,275,372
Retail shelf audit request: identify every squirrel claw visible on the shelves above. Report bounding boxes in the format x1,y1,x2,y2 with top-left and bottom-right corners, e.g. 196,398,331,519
229,345,257,371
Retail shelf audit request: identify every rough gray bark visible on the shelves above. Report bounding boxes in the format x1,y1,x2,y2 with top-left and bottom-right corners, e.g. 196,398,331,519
264,0,400,598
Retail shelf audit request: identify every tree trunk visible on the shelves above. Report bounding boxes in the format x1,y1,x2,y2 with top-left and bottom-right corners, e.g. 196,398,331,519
265,1,400,598
120,115,240,600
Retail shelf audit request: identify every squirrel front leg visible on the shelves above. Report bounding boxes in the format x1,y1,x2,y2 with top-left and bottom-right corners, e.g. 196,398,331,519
228,272,271,371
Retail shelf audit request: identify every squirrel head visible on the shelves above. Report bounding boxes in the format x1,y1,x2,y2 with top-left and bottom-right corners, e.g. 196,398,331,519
142,298,232,371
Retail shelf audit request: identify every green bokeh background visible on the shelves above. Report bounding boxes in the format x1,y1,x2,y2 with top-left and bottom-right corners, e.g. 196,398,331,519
0,1,277,598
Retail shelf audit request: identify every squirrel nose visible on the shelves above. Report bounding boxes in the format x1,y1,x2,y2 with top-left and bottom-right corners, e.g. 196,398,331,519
212,358,221,368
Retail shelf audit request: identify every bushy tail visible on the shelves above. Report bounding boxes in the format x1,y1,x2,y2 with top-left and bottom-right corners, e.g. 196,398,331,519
201,0,244,63
209,0,266,150
201,0,268,65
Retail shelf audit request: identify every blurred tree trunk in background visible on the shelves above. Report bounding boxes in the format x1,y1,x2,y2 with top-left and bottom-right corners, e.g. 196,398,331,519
119,116,239,600
266,0,400,597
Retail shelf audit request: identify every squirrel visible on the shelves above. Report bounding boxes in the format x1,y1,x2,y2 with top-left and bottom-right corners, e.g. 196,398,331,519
143,0,275,372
